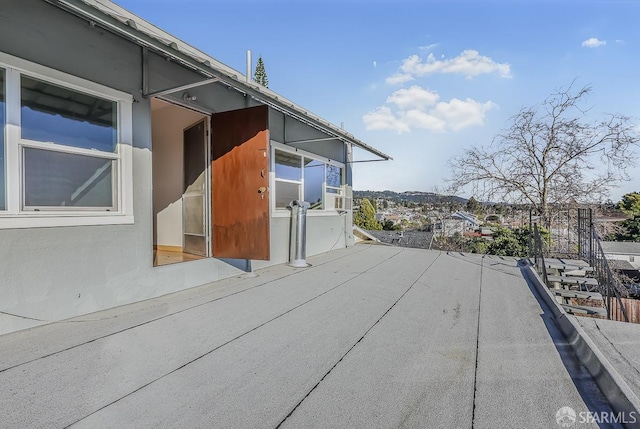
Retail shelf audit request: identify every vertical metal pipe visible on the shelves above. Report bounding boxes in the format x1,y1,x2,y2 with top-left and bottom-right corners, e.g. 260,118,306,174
289,200,310,268
567,210,570,255
578,209,582,257
295,205,306,260
608,284,612,320
142,46,149,96
589,208,593,267
246,50,252,83
528,209,533,258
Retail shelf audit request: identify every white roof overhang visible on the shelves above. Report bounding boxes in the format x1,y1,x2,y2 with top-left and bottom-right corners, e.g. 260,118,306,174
44,0,392,161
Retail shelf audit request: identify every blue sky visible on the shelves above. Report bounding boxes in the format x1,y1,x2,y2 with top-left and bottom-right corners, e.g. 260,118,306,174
117,0,640,202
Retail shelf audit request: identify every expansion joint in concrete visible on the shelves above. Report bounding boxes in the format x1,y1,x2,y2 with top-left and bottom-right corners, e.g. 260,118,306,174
67,246,406,428
470,255,485,429
274,251,442,429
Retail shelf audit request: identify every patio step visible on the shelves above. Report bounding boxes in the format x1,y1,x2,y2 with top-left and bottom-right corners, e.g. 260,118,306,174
545,257,590,266
551,289,603,301
546,263,595,272
561,303,607,317
561,269,588,277
538,259,607,318
547,275,599,287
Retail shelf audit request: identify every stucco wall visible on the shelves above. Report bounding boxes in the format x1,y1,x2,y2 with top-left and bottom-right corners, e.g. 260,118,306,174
252,214,349,270
0,0,355,336
0,1,243,335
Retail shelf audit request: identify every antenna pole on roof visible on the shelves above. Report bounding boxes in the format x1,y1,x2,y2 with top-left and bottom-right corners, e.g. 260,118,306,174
246,50,252,83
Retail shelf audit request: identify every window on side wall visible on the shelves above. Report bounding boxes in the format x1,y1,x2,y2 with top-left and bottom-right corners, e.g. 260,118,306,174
274,149,301,209
0,52,133,229
324,163,344,209
304,158,324,210
272,145,344,212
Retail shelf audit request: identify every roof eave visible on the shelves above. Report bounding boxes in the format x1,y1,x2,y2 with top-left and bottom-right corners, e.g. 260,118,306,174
45,0,392,161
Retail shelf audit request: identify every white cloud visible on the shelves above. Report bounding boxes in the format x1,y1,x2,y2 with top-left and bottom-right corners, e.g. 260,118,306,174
399,54,421,74
404,109,447,132
389,50,511,82
582,37,606,48
363,86,496,134
431,98,496,131
386,86,439,110
385,73,414,85
362,106,411,133
373,60,377,68
418,43,439,51
615,39,624,44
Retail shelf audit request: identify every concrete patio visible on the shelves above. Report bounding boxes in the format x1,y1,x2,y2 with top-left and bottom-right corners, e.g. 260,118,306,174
0,244,619,428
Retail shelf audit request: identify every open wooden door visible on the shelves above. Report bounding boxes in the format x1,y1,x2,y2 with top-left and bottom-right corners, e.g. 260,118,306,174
211,105,270,260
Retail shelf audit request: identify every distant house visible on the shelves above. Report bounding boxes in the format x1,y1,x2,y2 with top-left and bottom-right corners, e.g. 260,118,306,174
381,214,401,223
0,0,390,335
601,242,640,295
484,214,503,224
600,242,640,270
426,211,479,237
451,211,480,229
432,219,464,237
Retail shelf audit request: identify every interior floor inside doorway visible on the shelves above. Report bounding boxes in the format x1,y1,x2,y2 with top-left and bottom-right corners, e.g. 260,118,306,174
154,247,206,266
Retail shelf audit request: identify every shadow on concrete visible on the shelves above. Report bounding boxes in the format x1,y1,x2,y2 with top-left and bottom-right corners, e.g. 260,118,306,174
217,258,252,272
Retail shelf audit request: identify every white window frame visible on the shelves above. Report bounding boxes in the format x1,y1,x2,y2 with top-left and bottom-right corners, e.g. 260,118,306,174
325,163,344,195
271,141,345,217
0,51,134,229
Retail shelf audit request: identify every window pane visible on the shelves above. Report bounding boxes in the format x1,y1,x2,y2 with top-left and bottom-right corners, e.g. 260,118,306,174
326,164,342,188
0,68,5,210
275,150,301,181
21,75,117,152
275,181,299,209
24,148,114,208
304,158,324,210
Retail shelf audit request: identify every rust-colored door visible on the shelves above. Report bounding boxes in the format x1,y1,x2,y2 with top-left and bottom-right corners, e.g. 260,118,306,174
211,105,270,260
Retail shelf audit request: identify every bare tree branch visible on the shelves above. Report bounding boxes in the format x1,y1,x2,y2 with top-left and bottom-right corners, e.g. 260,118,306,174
448,82,640,227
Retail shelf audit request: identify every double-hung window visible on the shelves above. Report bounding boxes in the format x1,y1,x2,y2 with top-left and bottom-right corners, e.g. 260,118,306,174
0,52,133,228
21,75,118,210
273,144,345,212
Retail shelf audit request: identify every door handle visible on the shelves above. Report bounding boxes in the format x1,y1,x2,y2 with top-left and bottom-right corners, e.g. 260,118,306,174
258,186,267,199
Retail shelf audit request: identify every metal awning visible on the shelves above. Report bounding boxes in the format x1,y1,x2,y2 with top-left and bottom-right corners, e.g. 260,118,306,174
44,0,392,161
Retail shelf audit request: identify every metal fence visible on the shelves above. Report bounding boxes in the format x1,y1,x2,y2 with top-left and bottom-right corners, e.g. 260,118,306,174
527,208,580,257
573,208,629,322
577,208,592,261
577,209,629,322
532,214,630,322
531,223,549,285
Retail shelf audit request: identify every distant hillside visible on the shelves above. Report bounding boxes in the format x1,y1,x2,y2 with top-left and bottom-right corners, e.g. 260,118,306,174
354,190,468,205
